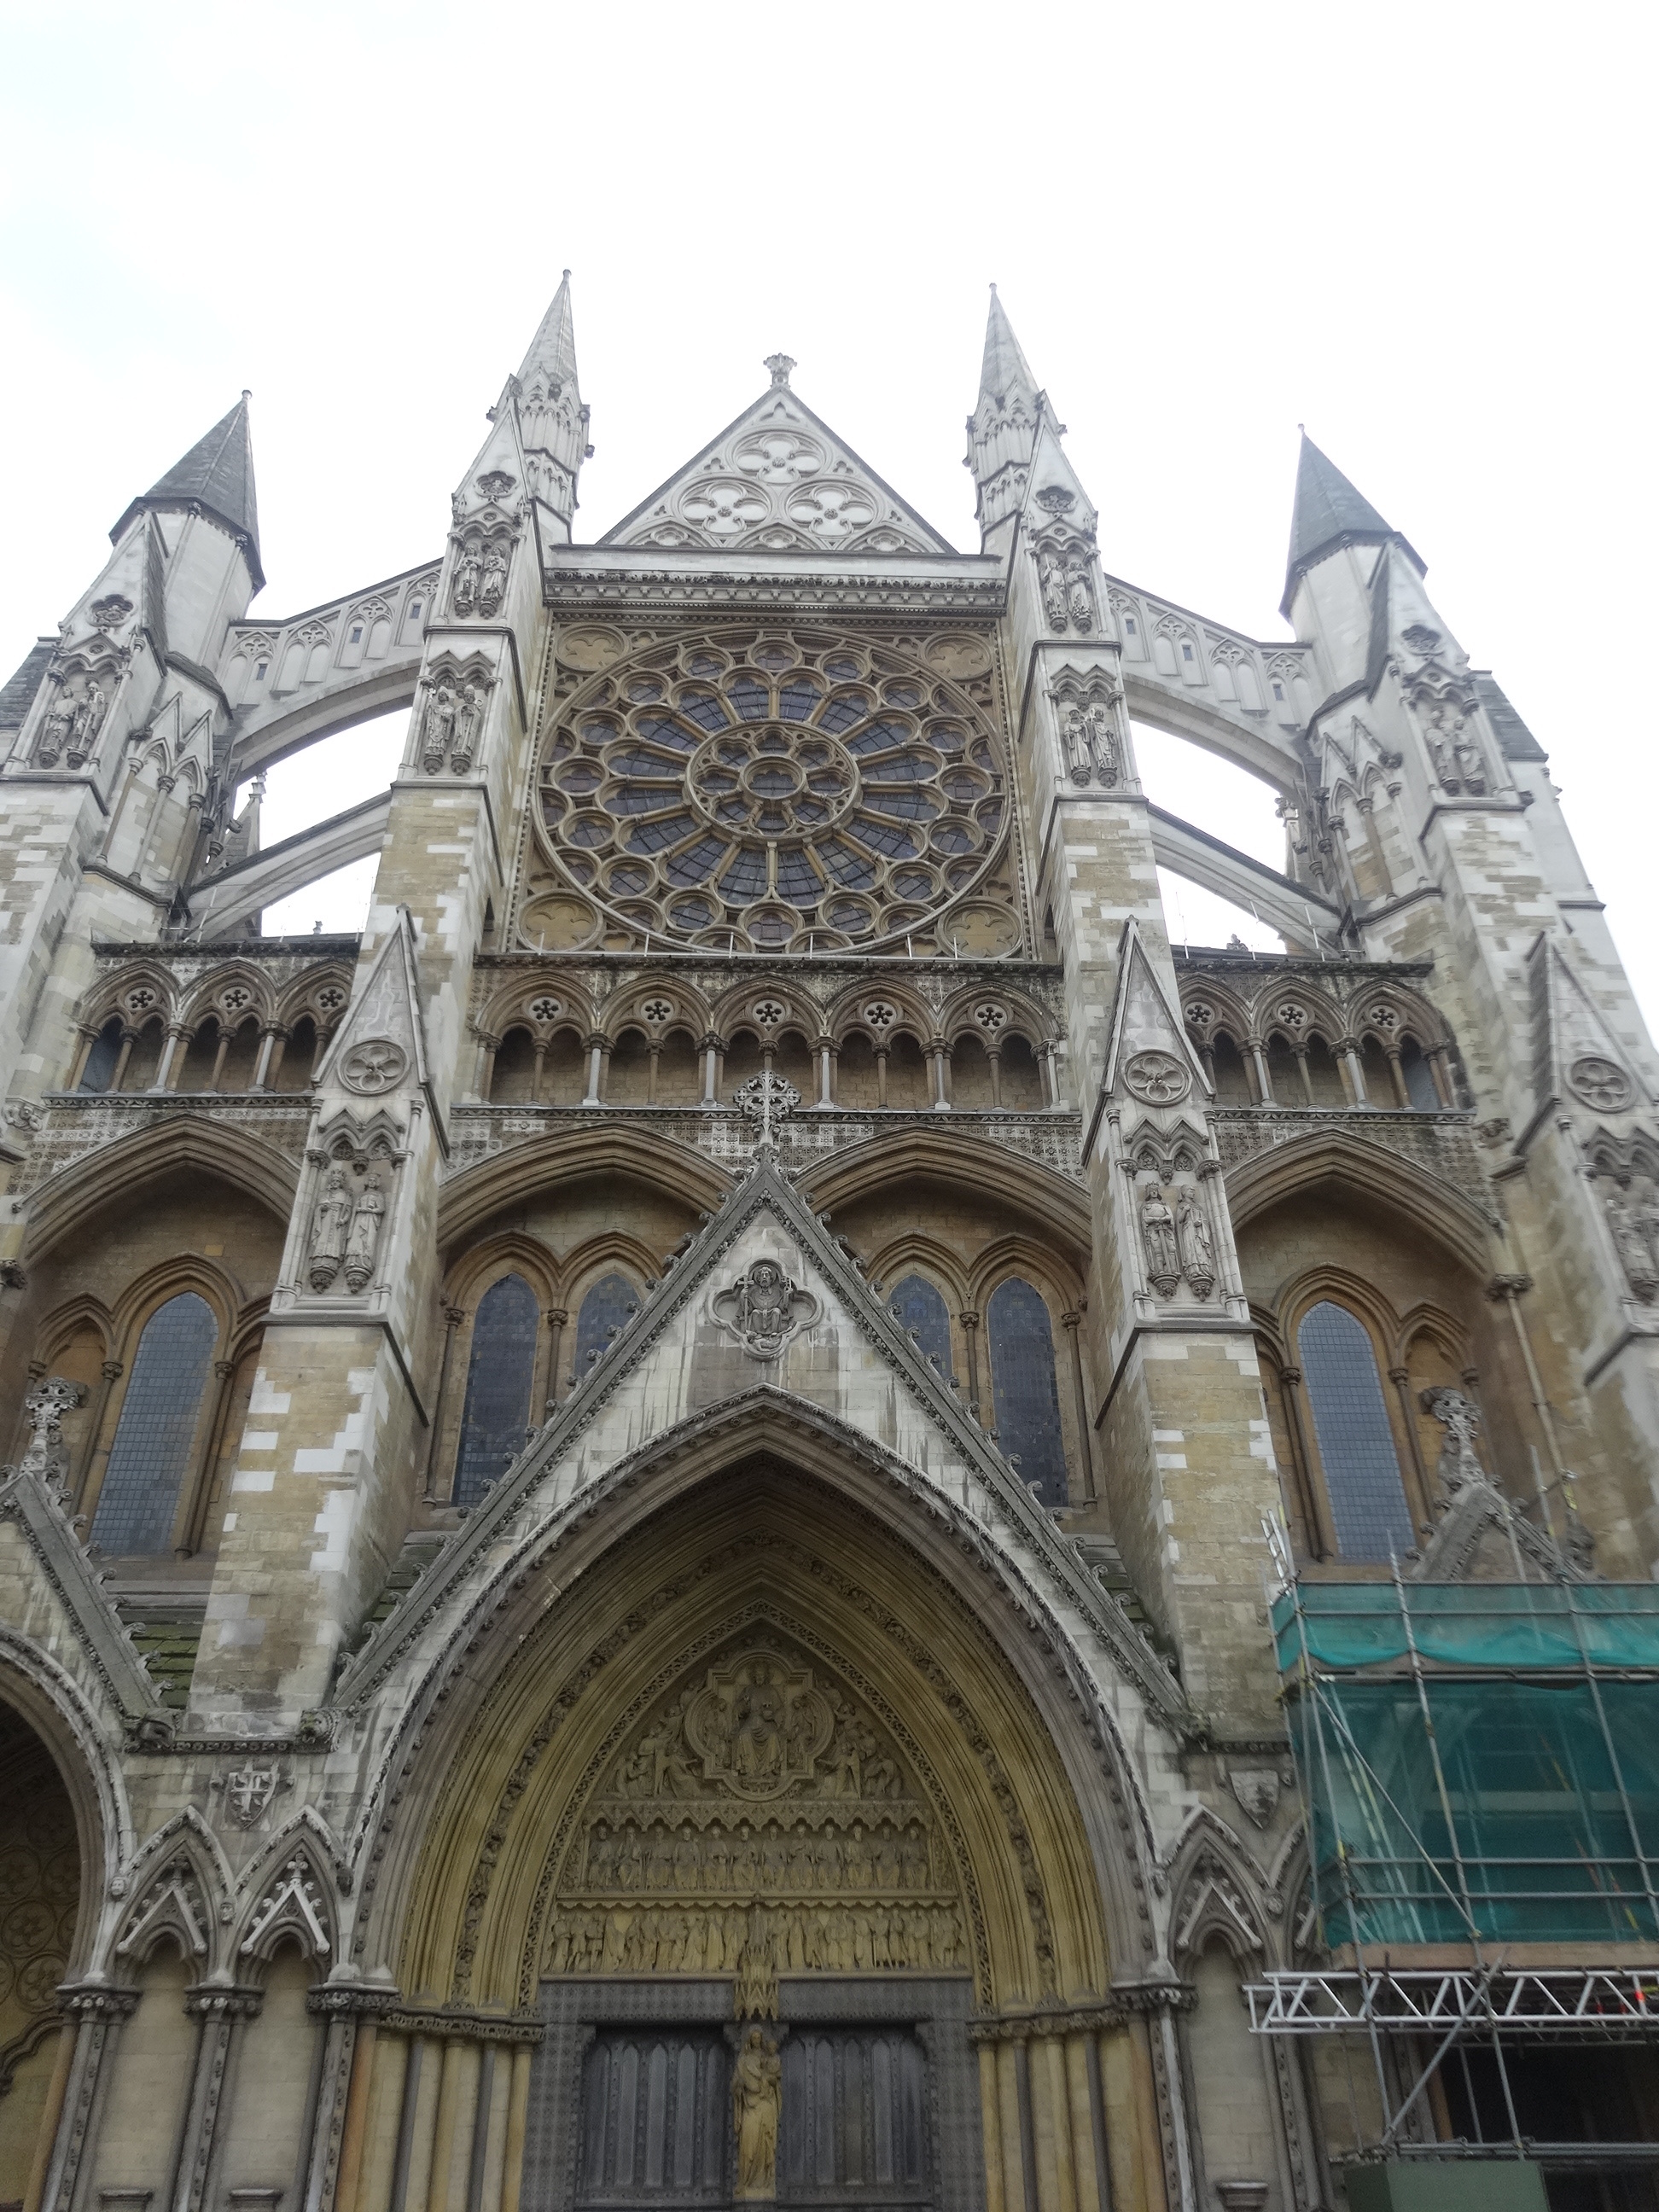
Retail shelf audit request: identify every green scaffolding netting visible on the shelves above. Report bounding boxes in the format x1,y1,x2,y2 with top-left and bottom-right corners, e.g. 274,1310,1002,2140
1273,1580,1659,1673
1290,1676,1659,1947
1274,1585,1659,1947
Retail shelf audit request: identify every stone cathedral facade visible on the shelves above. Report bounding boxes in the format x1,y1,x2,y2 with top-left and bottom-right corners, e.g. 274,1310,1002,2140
1,281,1657,2212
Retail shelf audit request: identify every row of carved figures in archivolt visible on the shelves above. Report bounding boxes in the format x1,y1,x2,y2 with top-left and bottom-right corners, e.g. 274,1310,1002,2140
547,1899,965,1977
569,1814,943,1897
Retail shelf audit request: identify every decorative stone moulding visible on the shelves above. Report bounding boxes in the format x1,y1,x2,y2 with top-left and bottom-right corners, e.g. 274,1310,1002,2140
1569,1054,1634,1112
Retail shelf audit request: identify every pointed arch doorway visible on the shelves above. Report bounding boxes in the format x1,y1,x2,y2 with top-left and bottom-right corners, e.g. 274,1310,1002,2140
379,1455,1140,2212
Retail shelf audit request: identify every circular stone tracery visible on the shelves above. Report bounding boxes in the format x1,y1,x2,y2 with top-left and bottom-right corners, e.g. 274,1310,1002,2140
533,627,1010,953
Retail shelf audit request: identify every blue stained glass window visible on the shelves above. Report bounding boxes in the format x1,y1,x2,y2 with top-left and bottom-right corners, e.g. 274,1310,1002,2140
637,713,701,748
778,681,823,720
817,841,877,888
717,847,768,900
847,720,910,757
453,1274,539,1508
987,1278,1068,1508
1298,1301,1414,1560
818,697,867,734
890,1274,955,1384
576,1272,637,1378
728,678,769,722
666,836,726,887
775,849,824,904
626,812,694,853
848,817,917,859
677,696,729,733
91,1292,217,1554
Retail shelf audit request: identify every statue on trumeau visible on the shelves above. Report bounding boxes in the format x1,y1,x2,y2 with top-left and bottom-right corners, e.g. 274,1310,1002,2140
731,2026,782,2197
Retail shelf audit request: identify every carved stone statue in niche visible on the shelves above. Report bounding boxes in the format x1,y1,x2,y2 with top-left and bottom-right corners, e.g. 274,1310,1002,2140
1039,548,1069,634
451,542,481,617
1064,552,1096,632
477,541,509,618
1061,700,1121,789
343,1177,387,1294
68,678,107,765
1421,1386,1485,1492
422,681,457,773
1177,1191,1215,1298
1140,1183,1180,1296
451,680,483,771
307,1164,354,1291
1606,1190,1659,1303
35,698,72,765
1452,721,1487,795
731,2027,783,2195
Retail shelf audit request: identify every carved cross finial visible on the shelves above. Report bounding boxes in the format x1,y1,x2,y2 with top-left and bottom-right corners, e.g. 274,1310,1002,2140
734,1071,800,1155
765,354,795,390
19,1375,84,1481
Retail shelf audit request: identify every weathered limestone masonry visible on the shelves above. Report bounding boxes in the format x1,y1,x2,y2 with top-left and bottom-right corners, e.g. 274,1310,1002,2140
970,300,1278,1731
1,278,1656,2212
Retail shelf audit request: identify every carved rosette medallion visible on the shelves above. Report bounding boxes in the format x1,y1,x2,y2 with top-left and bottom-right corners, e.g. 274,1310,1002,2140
710,1260,819,1360
339,1039,407,1096
1122,1049,1191,1105
1569,1055,1634,1112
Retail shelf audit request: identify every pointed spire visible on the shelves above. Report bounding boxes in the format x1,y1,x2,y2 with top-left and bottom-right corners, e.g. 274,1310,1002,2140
517,268,579,389
1282,430,1416,616
114,394,262,588
967,286,1044,544
513,271,589,537
979,283,1038,410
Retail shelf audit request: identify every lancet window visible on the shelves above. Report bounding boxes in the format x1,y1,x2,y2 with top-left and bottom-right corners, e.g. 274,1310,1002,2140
452,1272,540,1507
986,1278,1068,1507
1295,1300,1414,1560
889,1273,955,1383
90,1291,218,1554
574,1272,638,1382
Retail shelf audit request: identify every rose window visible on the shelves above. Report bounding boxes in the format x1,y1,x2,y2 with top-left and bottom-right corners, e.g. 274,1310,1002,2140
533,628,1009,952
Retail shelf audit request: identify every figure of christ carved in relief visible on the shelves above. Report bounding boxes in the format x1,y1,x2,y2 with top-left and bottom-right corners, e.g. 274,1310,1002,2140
731,1666,786,1785
732,2029,783,2200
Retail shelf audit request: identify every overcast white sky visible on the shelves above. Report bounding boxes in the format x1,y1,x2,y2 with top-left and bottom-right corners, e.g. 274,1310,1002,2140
2,3,1652,1015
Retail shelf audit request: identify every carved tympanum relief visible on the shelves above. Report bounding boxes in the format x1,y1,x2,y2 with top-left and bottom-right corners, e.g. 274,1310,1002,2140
0,1727,79,2071
546,1638,965,1980
527,626,1015,958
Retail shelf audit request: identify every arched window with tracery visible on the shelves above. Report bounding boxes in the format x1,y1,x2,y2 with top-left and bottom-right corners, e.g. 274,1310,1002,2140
987,1278,1068,1507
77,1016,122,1093
574,1272,637,1383
90,1291,217,1553
1297,1300,1413,1559
889,1273,954,1383
452,1272,539,1507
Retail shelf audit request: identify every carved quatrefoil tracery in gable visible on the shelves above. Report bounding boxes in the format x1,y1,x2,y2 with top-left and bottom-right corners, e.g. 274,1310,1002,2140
524,628,1022,958
611,425,934,555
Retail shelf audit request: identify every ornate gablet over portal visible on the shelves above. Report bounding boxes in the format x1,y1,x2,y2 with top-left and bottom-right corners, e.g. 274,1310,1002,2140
528,626,1011,955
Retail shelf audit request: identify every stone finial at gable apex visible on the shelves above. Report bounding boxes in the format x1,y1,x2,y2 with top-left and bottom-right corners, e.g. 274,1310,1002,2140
765,354,795,390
